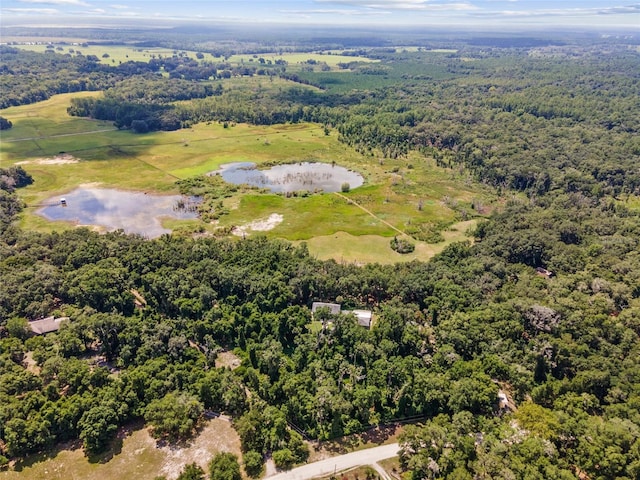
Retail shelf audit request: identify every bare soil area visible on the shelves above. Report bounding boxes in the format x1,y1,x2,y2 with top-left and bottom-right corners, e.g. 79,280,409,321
309,424,402,462
2,418,241,480
215,350,242,370
232,213,283,236
16,153,80,165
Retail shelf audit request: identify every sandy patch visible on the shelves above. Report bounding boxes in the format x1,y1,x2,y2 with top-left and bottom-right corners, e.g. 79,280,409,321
0,418,242,480
158,418,242,480
16,153,80,165
232,213,283,236
215,350,242,370
23,351,41,375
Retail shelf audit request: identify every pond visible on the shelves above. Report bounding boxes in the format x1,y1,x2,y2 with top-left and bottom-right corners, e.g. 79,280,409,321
212,162,364,193
37,187,198,238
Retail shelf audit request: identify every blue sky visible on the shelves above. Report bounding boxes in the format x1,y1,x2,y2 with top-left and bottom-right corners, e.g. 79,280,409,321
1,0,639,28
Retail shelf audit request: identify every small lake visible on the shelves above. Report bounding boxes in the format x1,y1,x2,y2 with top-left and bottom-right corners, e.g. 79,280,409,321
212,162,364,193
37,187,198,238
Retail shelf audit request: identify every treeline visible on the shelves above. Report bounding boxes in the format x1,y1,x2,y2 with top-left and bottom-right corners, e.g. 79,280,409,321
0,46,264,110
0,46,149,108
67,77,224,131
0,166,31,232
331,51,640,197
67,80,353,131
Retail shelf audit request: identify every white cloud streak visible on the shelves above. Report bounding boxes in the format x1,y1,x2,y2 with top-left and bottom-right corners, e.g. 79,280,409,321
19,0,89,5
3,7,58,14
315,0,477,10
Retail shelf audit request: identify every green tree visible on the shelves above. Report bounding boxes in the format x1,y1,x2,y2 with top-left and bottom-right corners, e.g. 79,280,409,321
272,448,296,470
209,452,241,480
4,415,53,457
243,450,264,478
144,392,203,441
5,317,30,340
176,462,205,480
78,403,119,455
0,116,12,130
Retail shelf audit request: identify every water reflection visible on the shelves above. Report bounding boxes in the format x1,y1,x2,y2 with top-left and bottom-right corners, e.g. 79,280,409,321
212,162,364,193
37,187,198,238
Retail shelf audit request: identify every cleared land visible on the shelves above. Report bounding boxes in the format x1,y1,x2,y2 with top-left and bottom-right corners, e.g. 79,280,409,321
1,92,494,263
0,418,241,480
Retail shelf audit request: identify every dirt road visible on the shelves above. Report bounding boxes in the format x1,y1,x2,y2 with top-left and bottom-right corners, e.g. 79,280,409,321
8,128,118,142
266,443,399,480
333,192,407,237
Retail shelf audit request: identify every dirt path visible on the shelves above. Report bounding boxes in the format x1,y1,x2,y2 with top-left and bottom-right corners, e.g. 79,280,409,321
265,443,399,480
333,192,406,237
8,128,118,142
371,462,392,480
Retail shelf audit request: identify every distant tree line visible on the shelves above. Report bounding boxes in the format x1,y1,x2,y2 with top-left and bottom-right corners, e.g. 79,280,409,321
62,46,640,200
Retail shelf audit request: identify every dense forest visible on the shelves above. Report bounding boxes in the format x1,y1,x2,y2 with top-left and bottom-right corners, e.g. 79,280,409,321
1,36,640,479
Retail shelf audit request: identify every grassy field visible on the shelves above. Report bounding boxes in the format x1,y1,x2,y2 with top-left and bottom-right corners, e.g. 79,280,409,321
228,52,377,68
1,92,494,263
13,43,375,70
12,43,214,66
0,419,242,480
296,220,478,265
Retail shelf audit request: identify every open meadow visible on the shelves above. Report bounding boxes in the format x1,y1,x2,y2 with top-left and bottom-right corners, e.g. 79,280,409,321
1,91,493,263
13,42,376,71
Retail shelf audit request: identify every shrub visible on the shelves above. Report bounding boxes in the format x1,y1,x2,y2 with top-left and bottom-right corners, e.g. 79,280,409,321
390,236,415,254
272,448,295,470
243,450,264,478
209,452,241,480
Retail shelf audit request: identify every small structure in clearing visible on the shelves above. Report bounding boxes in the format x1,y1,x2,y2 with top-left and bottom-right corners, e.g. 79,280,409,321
351,309,373,328
29,316,69,335
311,302,341,316
311,302,373,328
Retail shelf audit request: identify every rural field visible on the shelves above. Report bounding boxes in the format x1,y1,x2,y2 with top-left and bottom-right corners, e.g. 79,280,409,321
13,42,376,71
1,91,491,264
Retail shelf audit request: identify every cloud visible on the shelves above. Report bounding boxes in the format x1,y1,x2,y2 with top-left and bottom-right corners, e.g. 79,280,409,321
282,8,389,16
19,0,89,6
596,4,640,15
3,7,58,14
478,4,640,18
314,0,477,10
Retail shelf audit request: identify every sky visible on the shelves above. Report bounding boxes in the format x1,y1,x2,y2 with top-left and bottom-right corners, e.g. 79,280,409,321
1,0,639,29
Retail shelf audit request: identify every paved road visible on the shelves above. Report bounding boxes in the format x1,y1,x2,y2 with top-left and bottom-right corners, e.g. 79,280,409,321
266,443,399,480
